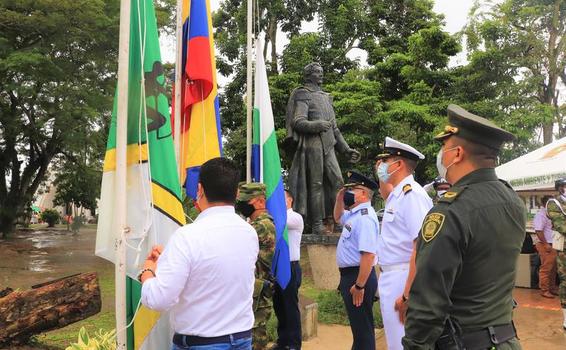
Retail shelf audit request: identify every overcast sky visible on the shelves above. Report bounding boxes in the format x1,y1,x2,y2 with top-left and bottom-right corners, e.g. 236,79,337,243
161,0,476,66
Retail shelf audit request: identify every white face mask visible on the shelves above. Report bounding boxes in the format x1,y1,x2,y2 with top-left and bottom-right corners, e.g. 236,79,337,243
436,146,458,180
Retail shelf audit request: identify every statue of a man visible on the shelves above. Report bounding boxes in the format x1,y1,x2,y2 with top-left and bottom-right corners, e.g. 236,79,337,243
286,62,360,234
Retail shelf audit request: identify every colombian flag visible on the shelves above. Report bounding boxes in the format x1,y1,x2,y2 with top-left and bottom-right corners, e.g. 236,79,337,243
178,0,222,198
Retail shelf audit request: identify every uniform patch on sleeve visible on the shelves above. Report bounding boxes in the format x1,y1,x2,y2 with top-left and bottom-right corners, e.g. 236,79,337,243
361,208,368,215
421,213,445,242
402,184,412,194
345,224,352,232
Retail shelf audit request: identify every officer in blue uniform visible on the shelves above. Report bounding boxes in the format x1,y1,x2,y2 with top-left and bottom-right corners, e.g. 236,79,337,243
333,171,380,350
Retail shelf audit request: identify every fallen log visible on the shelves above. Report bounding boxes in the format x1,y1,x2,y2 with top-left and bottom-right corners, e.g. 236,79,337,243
0,272,101,346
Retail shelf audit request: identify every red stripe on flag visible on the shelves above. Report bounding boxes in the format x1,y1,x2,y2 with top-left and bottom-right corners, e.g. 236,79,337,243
184,36,213,112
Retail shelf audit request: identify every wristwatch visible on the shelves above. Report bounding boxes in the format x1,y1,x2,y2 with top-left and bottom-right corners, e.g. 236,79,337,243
354,283,365,290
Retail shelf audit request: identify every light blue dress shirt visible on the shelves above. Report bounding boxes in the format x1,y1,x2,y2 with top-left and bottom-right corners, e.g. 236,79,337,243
336,201,380,268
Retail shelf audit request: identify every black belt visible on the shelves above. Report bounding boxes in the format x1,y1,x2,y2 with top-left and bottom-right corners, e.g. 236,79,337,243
436,323,516,350
173,329,252,346
339,266,360,275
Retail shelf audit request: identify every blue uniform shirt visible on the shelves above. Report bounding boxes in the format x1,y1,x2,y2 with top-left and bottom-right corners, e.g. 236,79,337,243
336,201,380,268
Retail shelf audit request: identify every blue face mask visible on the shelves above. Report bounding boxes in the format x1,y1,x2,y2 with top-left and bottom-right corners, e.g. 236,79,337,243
343,190,356,208
376,161,399,183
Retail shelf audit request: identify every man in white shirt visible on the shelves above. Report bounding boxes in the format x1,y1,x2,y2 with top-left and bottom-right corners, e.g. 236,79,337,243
374,137,433,350
272,190,304,350
140,157,259,350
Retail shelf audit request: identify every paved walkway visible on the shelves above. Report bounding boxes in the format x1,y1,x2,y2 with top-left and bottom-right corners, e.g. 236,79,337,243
303,288,566,349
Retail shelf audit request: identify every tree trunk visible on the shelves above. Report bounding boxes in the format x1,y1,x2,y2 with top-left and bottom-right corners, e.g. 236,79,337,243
269,18,278,73
0,272,101,346
0,205,18,238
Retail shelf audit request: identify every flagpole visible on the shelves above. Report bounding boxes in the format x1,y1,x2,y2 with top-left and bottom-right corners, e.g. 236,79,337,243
174,0,183,180
245,0,253,183
115,0,131,348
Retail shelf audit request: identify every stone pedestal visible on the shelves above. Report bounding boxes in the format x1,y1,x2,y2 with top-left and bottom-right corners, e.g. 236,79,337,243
303,234,340,290
299,295,318,340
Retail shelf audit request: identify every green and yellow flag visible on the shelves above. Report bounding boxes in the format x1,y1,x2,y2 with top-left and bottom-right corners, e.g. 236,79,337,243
95,0,185,348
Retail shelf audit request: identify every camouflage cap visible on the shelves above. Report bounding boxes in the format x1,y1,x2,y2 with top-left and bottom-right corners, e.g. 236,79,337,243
237,182,267,202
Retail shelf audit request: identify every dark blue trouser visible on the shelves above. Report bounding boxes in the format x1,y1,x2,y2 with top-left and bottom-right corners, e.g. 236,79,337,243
273,261,302,349
338,266,377,350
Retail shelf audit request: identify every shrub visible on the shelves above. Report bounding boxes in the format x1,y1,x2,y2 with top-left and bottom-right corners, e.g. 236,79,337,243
65,327,116,350
40,209,60,227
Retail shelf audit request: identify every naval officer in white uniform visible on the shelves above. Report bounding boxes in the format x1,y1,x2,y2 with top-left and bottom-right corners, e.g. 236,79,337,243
374,137,433,350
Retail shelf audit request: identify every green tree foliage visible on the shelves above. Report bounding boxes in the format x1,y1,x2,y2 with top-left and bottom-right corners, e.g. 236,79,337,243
463,0,566,145
216,0,460,182
0,0,174,237
53,160,102,217
0,0,119,236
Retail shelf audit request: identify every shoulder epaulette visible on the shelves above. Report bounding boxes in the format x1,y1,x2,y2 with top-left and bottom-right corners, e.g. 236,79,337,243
438,186,468,204
402,184,412,194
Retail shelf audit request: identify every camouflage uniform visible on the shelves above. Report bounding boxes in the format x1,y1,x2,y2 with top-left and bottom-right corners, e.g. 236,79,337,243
547,196,566,309
238,183,276,350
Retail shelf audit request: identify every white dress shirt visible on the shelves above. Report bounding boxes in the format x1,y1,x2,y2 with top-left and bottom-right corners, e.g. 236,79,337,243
141,206,259,337
287,208,304,261
378,175,433,266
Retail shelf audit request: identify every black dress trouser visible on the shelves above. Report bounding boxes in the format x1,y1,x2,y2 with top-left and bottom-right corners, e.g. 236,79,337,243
338,266,377,350
273,261,302,349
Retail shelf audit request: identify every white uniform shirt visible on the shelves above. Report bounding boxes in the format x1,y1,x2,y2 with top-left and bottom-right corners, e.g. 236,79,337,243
141,206,259,337
287,208,304,262
378,175,432,266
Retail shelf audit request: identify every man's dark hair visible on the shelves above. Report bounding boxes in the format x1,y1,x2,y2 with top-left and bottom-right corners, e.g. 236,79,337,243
455,136,499,168
199,157,240,203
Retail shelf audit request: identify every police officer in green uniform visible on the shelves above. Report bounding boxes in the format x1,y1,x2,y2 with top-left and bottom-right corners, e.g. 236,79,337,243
237,183,276,350
402,104,526,350
546,177,566,330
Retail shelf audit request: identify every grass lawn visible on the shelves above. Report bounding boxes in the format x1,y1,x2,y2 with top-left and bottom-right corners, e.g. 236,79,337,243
298,247,383,328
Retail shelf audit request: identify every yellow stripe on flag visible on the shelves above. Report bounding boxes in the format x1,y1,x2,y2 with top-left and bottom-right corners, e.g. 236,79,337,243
103,144,149,172
133,305,161,349
151,182,185,225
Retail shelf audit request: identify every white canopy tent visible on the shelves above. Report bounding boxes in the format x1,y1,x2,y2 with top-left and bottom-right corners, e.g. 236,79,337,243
496,136,566,192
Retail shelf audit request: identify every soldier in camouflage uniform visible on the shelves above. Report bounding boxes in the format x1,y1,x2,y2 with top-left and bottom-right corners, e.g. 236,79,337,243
546,177,566,330
237,183,276,350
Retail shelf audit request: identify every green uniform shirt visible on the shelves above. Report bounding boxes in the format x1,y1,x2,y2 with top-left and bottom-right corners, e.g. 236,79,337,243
403,168,526,349
547,196,566,237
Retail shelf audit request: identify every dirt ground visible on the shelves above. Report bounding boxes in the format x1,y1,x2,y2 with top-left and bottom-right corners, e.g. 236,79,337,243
2,227,566,349
302,289,566,349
